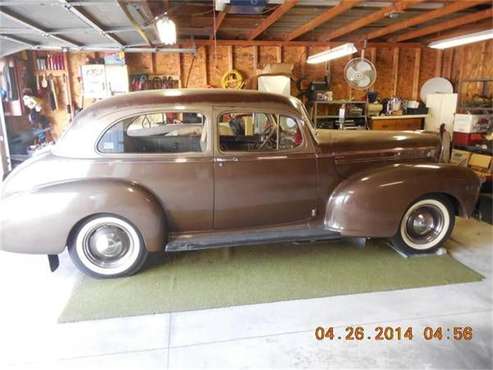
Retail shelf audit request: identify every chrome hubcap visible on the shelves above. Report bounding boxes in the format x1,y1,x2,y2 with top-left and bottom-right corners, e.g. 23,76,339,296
405,205,444,245
83,224,132,268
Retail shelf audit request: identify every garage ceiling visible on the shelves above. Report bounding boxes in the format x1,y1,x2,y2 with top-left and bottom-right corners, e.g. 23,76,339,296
0,0,492,57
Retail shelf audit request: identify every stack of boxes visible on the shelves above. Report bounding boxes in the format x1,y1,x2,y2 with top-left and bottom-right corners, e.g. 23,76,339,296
451,114,493,182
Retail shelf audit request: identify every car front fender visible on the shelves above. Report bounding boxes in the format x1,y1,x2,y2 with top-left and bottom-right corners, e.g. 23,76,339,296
0,178,166,254
324,163,480,238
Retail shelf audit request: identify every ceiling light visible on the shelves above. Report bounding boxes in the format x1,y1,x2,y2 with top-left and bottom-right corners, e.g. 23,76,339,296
429,29,493,49
307,43,357,64
155,14,176,45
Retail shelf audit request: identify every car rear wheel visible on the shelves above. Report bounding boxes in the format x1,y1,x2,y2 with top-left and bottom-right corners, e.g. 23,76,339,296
68,215,148,278
390,196,455,254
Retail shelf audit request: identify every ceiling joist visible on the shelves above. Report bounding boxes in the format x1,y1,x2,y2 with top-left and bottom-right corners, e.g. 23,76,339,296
392,8,493,42
359,0,492,41
318,0,426,41
284,0,361,41
247,0,299,40
0,7,80,47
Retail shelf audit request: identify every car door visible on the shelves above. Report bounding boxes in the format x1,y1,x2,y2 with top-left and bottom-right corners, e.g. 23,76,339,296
213,107,319,230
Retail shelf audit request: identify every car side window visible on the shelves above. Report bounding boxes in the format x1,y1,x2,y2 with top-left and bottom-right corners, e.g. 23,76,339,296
98,112,207,154
218,112,302,152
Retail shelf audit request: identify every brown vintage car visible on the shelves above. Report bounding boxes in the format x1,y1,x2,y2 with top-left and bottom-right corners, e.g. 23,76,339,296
0,89,481,278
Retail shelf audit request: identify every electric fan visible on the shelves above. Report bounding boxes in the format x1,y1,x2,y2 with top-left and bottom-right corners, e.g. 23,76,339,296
344,58,377,90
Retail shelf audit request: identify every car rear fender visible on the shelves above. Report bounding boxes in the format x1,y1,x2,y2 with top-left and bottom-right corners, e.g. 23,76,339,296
324,163,481,238
0,178,166,254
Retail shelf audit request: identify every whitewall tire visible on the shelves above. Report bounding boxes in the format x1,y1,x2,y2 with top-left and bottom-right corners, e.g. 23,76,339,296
391,196,455,254
69,215,148,278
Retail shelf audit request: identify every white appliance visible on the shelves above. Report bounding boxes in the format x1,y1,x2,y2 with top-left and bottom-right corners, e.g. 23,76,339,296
258,75,291,96
424,93,458,133
82,64,129,99
420,77,453,104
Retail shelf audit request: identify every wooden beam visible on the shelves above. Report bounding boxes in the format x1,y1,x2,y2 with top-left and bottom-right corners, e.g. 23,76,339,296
361,0,491,41
412,48,421,100
318,0,425,41
247,0,299,40
285,0,361,41
276,46,282,63
426,20,493,42
117,0,153,47
392,8,493,42
435,49,443,77
392,48,399,96
211,9,227,40
203,46,209,86
227,45,233,71
185,39,423,48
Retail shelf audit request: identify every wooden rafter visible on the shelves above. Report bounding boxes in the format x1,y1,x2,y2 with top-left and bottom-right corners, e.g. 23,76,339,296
318,0,425,41
247,0,299,40
360,0,492,41
427,19,493,42
392,8,493,42
211,7,227,40
284,0,361,41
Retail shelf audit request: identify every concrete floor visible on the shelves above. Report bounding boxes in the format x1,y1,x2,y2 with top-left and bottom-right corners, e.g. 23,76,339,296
0,218,491,370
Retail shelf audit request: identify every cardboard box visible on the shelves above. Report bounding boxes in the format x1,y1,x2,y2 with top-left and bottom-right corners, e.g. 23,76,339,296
257,63,294,76
468,153,493,180
450,149,472,167
453,114,492,133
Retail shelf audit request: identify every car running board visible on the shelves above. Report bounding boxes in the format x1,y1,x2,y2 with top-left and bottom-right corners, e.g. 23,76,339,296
165,227,341,252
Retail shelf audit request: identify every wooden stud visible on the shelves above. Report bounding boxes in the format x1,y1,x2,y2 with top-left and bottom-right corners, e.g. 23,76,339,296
179,53,184,88
151,53,157,74
276,46,282,63
252,45,259,70
443,49,453,80
319,0,425,41
392,48,399,97
285,0,360,41
228,45,234,71
412,48,421,100
361,0,491,41
203,47,209,86
247,0,299,40
435,49,442,77
369,48,376,64
392,8,493,42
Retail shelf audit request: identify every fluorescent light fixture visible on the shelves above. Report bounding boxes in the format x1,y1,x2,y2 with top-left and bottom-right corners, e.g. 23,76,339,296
307,43,357,64
429,29,493,49
155,15,177,45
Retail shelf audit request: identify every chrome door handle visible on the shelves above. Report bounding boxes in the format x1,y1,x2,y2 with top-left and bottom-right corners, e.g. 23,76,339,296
215,157,239,162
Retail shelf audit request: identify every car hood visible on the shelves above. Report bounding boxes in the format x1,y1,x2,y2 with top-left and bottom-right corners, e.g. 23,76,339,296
313,129,440,155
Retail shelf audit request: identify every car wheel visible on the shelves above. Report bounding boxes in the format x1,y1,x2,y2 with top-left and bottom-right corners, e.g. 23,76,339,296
68,215,148,278
390,195,455,254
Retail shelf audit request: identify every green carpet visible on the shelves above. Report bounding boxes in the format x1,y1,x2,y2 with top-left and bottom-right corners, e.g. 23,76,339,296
59,239,483,322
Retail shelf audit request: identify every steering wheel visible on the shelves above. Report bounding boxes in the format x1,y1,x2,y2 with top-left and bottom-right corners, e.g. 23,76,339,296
258,125,277,150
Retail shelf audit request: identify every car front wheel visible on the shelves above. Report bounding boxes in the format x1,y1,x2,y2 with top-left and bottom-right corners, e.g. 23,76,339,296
69,215,148,278
390,195,455,254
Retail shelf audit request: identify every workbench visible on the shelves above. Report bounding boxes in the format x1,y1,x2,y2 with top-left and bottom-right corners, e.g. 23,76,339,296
370,114,428,131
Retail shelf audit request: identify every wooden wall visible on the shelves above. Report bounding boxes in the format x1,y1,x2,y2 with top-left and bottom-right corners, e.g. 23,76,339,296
19,40,493,137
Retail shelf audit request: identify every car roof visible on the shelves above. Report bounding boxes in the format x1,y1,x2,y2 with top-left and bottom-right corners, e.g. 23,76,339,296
75,88,301,122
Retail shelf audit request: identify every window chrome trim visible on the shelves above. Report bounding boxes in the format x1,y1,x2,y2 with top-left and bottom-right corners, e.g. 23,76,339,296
95,109,212,158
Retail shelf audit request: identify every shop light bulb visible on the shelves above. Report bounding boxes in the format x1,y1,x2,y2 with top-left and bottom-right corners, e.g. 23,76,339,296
307,43,357,64
155,15,177,45
429,29,493,49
